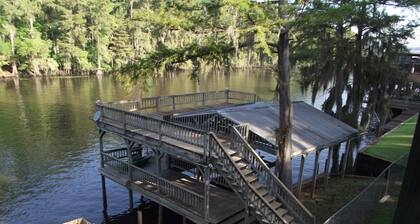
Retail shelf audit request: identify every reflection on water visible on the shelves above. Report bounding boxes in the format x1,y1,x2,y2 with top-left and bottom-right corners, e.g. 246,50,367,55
0,70,327,223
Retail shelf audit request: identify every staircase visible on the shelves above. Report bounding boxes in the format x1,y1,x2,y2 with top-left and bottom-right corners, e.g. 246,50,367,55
208,126,315,224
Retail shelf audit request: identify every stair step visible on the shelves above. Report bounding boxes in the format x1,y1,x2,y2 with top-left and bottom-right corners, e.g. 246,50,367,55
231,156,242,162
250,182,263,190
276,207,288,217
270,201,282,210
258,188,268,196
263,195,275,203
282,215,294,223
236,162,247,169
225,149,237,156
241,168,254,176
245,175,258,183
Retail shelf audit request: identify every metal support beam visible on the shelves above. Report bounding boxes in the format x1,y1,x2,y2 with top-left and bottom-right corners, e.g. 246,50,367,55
324,147,333,187
296,154,306,198
311,150,320,198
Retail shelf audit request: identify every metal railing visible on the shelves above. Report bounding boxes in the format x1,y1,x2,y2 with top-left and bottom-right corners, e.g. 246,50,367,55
323,154,409,224
102,89,259,113
98,105,207,147
229,125,315,224
102,153,205,216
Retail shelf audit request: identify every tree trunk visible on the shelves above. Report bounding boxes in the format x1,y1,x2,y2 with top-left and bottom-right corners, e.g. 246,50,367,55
130,0,134,18
9,32,17,75
275,2,293,187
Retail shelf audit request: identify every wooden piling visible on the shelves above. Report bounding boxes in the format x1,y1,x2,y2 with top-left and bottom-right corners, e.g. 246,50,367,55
324,147,333,187
296,154,306,198
311,150,320,198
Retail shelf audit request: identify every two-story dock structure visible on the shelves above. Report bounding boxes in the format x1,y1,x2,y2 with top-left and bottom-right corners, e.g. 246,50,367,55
94,89,358,224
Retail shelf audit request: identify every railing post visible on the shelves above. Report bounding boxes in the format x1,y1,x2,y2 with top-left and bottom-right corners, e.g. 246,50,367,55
204,165,210,220
156,96,161,112
136,100,140,111
202,92,206,106
225,88,229,104
172,96,176,111
123,111,127,131
253,93,257,103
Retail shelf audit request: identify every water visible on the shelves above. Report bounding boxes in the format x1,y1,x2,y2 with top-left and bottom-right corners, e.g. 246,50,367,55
0,70,330,224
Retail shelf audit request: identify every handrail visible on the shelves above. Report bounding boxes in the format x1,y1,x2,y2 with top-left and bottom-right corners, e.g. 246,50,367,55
102,153,205,215
98,104,207,147
230,125,315,224
209,133,288,224
101,89,259,113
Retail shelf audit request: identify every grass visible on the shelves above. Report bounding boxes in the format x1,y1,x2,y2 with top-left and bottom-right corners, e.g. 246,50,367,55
363,178,404,224
301,176,374,223
362,114,418,162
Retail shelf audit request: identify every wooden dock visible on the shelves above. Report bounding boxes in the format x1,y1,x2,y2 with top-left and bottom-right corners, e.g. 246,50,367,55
94,89,357,224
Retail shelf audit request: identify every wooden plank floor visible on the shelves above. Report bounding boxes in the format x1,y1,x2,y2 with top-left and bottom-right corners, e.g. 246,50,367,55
144,157,245,223
160,169,245,223
104,156,244,223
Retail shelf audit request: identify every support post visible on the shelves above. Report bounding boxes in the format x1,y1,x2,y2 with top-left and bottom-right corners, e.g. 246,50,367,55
384,168,390,197
126,140,135,211
324,146,333,187
101,175,109,221
158,204,163,224
99,130,106,168
296,154,306,198
311,150,320,198
204,166,210,220
341,139,351,178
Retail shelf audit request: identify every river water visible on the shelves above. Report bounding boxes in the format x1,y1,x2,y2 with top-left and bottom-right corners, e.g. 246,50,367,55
0,70,331,224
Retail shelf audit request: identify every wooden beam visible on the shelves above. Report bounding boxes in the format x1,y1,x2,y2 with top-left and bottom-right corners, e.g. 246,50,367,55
311,150,320,198
324,146,333,187
341,139,351,178
296,154,306,198
101,175,109,220
99,130,106,168
128,189,134,211
158,204,163,224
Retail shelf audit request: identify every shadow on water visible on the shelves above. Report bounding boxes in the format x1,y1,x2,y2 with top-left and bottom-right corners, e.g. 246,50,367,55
0,70,332,224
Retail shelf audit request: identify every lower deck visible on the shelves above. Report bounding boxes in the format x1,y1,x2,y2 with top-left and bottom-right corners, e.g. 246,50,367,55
100,150,246,224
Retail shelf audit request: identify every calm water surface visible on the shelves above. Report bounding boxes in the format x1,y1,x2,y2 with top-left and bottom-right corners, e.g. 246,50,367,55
0,70,329,224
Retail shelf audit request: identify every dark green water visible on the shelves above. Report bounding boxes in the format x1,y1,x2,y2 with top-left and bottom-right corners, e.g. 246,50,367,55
0,70,327,223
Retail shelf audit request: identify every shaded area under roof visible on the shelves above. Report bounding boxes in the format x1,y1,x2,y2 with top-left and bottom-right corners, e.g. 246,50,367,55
177,102,358,156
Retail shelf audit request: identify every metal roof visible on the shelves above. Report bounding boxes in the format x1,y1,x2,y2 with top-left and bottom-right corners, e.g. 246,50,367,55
179,102,358,156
